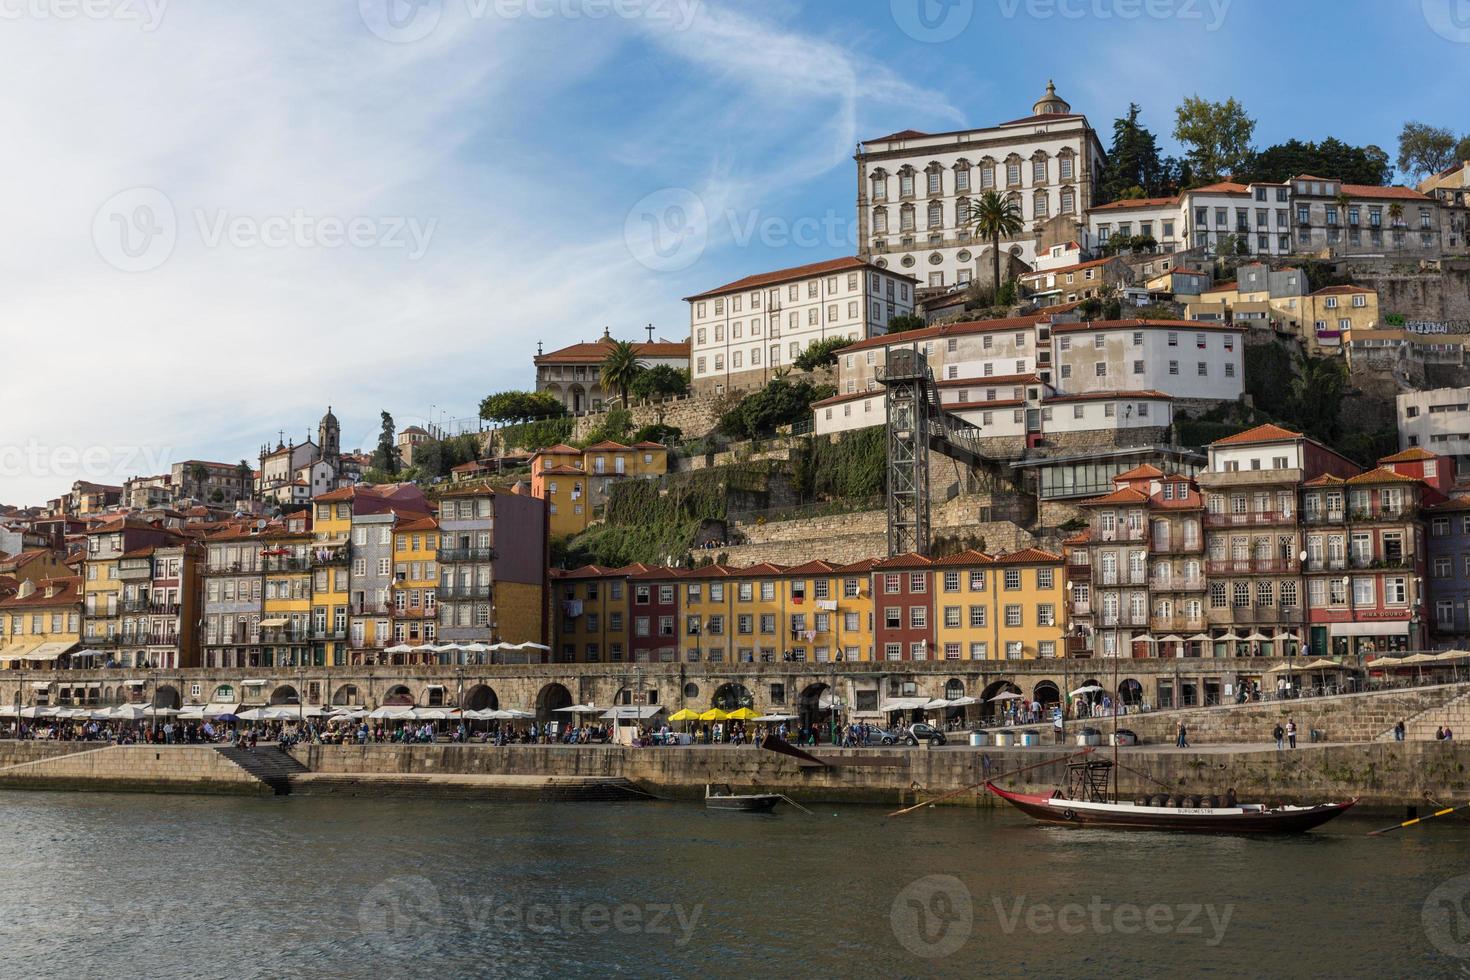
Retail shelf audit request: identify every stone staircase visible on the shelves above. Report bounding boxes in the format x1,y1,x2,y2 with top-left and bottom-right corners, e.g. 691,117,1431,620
215,746,310,793
1376,687,1470,742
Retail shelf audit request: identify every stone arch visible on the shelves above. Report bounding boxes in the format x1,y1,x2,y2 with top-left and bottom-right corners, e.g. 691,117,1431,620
332,684,361,706
210,683,236,704
1033,680,1061,707
797,682,834,731
682,682,699,701
1118,679,1144,706
269,684,300,706
536,682,573,721
1076,678,1104,705
103,685,115,705
568,384,587,415
463,684,498,712
383,684,415,706
152,685,181,710
943,678,966,700
980,679,1021,721
712,682,754,711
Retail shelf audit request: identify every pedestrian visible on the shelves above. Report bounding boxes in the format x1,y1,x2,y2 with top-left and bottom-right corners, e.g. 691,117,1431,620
1273,722,1284,751
1286,718,1297,749
1175,720,1189,749
1394,720,1405,742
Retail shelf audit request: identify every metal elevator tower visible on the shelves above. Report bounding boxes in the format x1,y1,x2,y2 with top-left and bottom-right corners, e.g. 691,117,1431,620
877,347,989,557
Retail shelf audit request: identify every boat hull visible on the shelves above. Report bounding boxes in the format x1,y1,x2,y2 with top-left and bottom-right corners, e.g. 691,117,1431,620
705,795,781,813
986,783,1356,833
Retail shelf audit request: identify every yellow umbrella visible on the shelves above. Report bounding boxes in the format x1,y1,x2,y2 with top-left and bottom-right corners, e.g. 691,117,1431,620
668,708,701,722
724,707,760,721
698,708,729,722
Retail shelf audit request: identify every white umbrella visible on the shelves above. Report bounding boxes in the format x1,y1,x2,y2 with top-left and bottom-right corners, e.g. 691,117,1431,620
499,709,535,720
1158,634,1184,644
236,708,269,721
947,696,980,707
1068,685,1103,697
921,698,953,710
51,707,77,719
384,643,416,654
1219,631,1244,641
753,713,798,722
1188,633,1212,642
413,708,451,721
461,643,492,654
988,692,1025,702
110,705,148,721
367,706,412,720
514,642,551,651
1131,633,1157,644
145,706,180,717
1245,631,1272,642
0,706,16,718
178,706,206,721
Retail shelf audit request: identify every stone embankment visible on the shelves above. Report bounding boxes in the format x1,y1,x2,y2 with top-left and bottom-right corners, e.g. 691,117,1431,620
0,744,270,794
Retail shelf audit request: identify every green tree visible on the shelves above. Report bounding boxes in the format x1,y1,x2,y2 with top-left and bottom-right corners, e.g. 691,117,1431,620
793,336,854,372
1397,121,1465,179
718,378,833,440
236,460,253,500
969,190,1025,293
188,463,209,491
885,313,927,334
1100,103,1168,201
1288,353,1346,445
1173,95,1256,182
1242,137,1392,186
479,390,567,424
599,340,643,408
372,411,401,475
628,364,689,401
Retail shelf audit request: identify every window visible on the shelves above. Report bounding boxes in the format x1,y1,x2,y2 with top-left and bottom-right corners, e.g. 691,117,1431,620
1004,605,1022,627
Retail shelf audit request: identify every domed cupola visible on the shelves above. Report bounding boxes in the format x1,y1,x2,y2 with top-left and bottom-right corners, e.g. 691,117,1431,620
1032,79,1071,116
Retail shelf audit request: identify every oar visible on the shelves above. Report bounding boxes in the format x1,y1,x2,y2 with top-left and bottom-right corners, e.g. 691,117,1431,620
1367,801,1468,836
886,747,1095,817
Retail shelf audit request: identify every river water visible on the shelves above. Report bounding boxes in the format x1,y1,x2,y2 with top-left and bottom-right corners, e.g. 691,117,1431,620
4,790,1470,977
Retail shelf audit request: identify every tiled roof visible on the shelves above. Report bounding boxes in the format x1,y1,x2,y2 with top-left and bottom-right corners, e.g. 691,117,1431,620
865,128,929,142
841,312,1059,355
684,256,914,301
532,444,582,456
0,576,82,609
1079,486,1150,506
1189,181,1251,195
1050,318,1244,334
992,547,1063,564
583,441,631,451
1114,464,1164,480
1045,389,1172,403
1019,255,1121,280
395,516,439,532
535,339,689,364
1088,196,1179,212
931,549,994,566
1210,423,1301,447
996,112,1086,127
1203,281,1238,292
1345,467,1420,485
1338,183,1433,202
1311,285,1375,295
873,553,934,570
1379,447,1437,463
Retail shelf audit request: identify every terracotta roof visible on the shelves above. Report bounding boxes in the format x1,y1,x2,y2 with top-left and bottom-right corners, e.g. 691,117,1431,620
835,557,881,574
1379,447,1437,463
0,576,82,609
1050,318,1245,334
1189,181,1251,195
1338,183,1433,202
939,373,1041,388
1210,423,1301,447
996,112,1085,127
583,441,631,451
1114,464,1164,480
865,128,929,142
1311,285,1375,295
1345,467,1420,485
539,465,585,477
1426,497,1470,513
811,390,883,409
931,549,994,566
1079,486,1150,506
1062,529,1091,545
991,547,1063,564
552,564,615,580
1302,473,1347,487
532,444,582,457
1019,255,1121,280
684,256,914,301
783,560,840,575
535,338,689,365
395,516,439,532
1088,196,1179,212
1045,389,1172,403
1202,281,1238,293
399,426,431,436
631,442,668,450
873,553,934,570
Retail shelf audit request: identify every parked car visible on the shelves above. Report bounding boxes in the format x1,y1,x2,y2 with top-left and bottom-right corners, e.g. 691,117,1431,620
902,723,947,746
862,728,901,746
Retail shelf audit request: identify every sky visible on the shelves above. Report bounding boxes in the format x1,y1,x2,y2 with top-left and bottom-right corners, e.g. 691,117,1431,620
2,0,1468,506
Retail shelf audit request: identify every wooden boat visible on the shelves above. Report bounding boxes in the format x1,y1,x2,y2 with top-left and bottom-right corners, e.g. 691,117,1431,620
986,762,1356,834
705,783,781,813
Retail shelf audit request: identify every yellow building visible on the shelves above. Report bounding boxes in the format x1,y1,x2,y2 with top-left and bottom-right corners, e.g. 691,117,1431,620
310,490,354,666
391,515,440,660
0,577,83,670
984,548,1066,660
531,441,670,539
260,519,313,668
1296,284,1379,355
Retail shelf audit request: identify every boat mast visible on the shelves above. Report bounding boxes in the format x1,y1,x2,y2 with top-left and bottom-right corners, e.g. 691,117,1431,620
1112,644,1120,802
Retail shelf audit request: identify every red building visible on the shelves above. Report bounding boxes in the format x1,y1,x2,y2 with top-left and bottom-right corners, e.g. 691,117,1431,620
872,554,936,661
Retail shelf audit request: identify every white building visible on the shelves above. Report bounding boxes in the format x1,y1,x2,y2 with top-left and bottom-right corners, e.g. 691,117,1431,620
856,81,1106,288
1398,387,1470,470
1052,319,1244,402
684,255,916,396
1087,196,1182,252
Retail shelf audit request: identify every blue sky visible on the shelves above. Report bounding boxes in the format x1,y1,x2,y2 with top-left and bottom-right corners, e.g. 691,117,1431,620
3,0,1467,505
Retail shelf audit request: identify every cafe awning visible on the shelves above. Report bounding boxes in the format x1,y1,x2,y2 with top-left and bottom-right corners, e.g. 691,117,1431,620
879,697,930,711
19,641,77,662
258,618,290,628
0,642,42,663
600,705,664,720
1331,621,1410,637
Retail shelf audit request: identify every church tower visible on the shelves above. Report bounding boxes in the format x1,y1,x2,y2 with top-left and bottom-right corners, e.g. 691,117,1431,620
1031,79,1071,116
318,406,341,464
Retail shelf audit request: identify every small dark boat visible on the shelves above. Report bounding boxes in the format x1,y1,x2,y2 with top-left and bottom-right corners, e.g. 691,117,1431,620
987,761,1355,834
705,783,781,813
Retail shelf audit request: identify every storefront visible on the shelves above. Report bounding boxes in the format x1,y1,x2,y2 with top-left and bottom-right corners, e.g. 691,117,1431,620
1327,621,1414,657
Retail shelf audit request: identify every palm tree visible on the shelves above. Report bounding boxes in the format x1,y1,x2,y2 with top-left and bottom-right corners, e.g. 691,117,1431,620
969,190,1025,295
1387,202,1404,251
599,339,642,408
1334,191,1351,249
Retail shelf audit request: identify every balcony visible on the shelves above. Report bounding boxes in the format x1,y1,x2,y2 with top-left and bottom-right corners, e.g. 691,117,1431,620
1205,559,1299,575
205,633,261,646
1204,510,1295,527
1301,510,1345,525
262,556,309,572
393,606,438,619
1071,602,1091,616
80,635,118,647
1097,612,1148,628
1095,528,1148,543
350,602,393,616
312,548,349,567
438,583,492,600
1149,615,1208,633
1350,509,1412,524
1096,571,1148,587
439,547,494,562
310,627,347,640
1208,606,1303,626
120,598,154,613
1304,557,1347,572
116,562,152,581
1151,576,1206,592
259,627,310,644
1152,538,1204,554
205,562,257,576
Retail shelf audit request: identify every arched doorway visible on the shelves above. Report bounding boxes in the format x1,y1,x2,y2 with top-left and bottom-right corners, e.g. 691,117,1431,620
536,682,573,722
798,683,836,737
941,679,970,728
332,684,360,706
463,684,498,711
152,685,180,709
980,679,1021,724
383,684,415,707
712,682,754,711
1118,679,1143,707
269,685,300,706
1032,681,1061,709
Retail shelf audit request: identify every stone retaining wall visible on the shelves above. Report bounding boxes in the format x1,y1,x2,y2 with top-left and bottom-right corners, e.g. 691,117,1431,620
0,745,269,795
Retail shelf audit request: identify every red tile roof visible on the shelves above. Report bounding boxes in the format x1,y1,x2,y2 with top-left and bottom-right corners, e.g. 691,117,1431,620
1345,467,1420,485
1114,464,1164,480
1050,318,1245,334
1209,423,1301,447
931,549,994,566
583,441,631,451
1379,447,1437,463
1045,389,1172,403
873,553,934,570
1079,486,1150,506
991,547,1063,564
1338,183,1433,202
1088,196,1179,212
865,128,929,142
1019,255,1122,280
842,312,1059,355
1311,285,1375,295
535,339,689,365
996,112,1085,127
684,256,914,301
1189,181,1251,195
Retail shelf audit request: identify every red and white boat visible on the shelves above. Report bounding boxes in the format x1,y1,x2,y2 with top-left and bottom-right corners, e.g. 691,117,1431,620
986,778,1357,834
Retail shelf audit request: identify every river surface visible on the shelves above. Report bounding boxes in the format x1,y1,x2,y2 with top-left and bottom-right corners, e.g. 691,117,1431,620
4,790,1470,978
